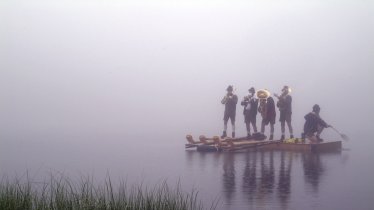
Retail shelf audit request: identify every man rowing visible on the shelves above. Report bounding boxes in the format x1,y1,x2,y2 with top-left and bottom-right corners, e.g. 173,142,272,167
302,104,331,142
241,87,258,139
221,85,238,138
275,85,294,140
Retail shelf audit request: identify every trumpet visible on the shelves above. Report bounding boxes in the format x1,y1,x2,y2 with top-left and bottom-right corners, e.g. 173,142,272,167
221,93,233,104
243,95,252,101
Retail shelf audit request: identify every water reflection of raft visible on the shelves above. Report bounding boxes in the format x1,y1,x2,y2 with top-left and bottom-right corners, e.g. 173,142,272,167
185,135,342,152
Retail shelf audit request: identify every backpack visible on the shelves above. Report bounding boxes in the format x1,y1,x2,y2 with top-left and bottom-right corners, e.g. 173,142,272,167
252,132,267,140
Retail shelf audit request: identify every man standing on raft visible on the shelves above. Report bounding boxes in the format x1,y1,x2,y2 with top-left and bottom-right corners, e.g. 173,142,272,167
258,90,276,140
275,85,294,140
221,85,238,138
241,87,258,139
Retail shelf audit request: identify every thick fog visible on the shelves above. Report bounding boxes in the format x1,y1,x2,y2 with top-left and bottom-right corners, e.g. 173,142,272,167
1,0,373,142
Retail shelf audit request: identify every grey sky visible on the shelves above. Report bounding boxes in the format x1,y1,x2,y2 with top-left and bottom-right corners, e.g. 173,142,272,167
1,0,373,140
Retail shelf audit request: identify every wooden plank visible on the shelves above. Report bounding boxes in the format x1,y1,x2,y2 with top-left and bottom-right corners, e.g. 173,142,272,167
224,140,282,151
311,141,342,152
186,134,342,152
260,141,342,152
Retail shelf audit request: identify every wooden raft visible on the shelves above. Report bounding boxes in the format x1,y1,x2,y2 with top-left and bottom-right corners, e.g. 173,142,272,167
260,140,342,152
185,135,281,151
185,135,342,152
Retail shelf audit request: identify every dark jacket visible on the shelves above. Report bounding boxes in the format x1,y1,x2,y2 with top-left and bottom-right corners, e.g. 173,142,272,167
265,97,276,121
304,112,328,134
277,95,292,113
241,98,258,117
223,94,238,114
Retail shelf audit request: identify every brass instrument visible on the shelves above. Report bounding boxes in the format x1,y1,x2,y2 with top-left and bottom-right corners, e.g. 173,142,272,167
221,93,234,104
256,89,270,99
274,86,292,99
258,98,267,118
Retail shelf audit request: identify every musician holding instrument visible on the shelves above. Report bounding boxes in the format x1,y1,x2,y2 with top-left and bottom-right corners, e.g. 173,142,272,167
221,85,238,138
241,87,258,139
257,89,276,140
274,85,294,140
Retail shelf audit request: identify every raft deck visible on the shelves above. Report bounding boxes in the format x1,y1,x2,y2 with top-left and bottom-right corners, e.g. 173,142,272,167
259,141,342,152
185,135,342,152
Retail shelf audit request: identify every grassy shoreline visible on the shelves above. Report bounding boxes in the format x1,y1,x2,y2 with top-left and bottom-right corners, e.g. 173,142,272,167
0,174,217,210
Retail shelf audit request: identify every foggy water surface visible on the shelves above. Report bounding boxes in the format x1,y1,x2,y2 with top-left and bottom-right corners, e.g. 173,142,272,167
1,133,374,210
1,0,373,209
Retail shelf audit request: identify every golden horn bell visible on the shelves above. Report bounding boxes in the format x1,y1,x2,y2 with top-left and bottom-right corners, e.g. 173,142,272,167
256,89,271,99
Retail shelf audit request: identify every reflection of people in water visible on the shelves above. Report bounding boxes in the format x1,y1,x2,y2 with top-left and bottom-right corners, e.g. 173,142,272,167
222,153,236,204
260,151,275,194
302,153,324,193
242,152,257,202
256,151,276,207
241,151,276,205
277,151,292,209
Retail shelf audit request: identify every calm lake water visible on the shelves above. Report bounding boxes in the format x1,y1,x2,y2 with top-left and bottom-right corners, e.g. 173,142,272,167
1,133,373,210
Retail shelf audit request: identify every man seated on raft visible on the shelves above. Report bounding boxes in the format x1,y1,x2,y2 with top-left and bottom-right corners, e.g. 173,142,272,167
302,104,331,142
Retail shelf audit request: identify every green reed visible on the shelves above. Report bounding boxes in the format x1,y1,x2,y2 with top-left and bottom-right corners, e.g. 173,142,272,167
0,174,218,210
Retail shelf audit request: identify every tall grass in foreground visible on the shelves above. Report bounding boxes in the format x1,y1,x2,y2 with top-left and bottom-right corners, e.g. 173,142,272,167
0,174,218,210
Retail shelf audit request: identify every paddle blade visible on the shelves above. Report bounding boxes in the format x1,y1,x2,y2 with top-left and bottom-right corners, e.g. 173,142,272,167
340,134,350,141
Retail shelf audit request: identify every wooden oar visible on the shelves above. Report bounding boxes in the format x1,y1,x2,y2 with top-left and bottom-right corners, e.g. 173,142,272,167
330,126,349,141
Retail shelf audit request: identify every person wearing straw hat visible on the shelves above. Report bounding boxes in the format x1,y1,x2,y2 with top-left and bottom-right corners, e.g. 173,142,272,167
258,89,276,140
241,87,258,139
221,85,238,138
302,104,331,142
275,85,294,140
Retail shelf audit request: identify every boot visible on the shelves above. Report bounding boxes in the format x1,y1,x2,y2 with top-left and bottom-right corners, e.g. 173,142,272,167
232,132,235,138
280,135,285,141
221,131,227,139
247,133,252,140
316,135,324,142
290,134,294,139
269,134,273,140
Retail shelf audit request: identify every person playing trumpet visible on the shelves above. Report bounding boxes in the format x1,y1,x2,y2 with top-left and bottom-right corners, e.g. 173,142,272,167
274,85,293,140
241,87,258,139
221,85,238,138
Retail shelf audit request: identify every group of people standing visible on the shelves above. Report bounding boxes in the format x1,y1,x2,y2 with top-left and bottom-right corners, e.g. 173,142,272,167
221,85,329,141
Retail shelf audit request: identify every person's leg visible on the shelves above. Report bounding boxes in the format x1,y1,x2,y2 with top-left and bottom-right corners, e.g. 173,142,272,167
286,114,293,138
245,115,251,137
280,112,285,140
269,123,274,140
317,125,324,135
252,117,258,133
287,121,294,138
222,117,228,138
281,121,285,140
231,117,236,138
246,123,251,135
261,120,265,134
316,125,324,141
306,132,318,142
